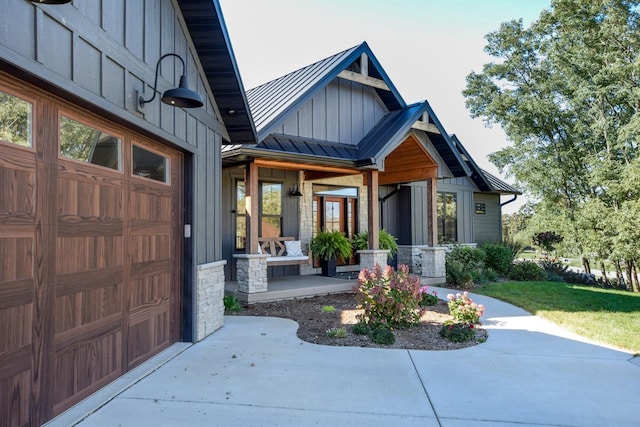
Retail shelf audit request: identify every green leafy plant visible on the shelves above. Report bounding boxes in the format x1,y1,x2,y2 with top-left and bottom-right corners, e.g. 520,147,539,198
508,261,546,281
418,285,439,306
351,322,370,335
447,291,485,324
369,325,396,345
445,246,487,287
326,327,347,338
481,242,516,276
310,230,352,261
532,231,564,254
352,229,399,257
354,264,425,328
439,321,477,342
223,294,243,313
322,305,336,312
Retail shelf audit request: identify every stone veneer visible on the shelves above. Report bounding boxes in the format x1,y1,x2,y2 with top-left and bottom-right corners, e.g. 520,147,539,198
233,254,269,293
195,260,227,342
420,247,446,284
397,245,429,274
357,250,390,271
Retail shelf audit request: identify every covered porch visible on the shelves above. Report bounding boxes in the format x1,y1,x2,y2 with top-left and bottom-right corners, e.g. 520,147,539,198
225,274,357,303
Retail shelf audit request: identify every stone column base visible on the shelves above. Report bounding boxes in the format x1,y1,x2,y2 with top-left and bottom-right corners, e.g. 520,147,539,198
195,260,227,342
420,247,446,285
233,254,268,293
357,249,390,271
397,245,429,274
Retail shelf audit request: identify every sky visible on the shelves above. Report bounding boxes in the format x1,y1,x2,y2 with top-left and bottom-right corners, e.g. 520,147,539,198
218,0,551,214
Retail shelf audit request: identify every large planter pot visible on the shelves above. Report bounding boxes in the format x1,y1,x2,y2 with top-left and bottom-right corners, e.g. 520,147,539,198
321,259,337,277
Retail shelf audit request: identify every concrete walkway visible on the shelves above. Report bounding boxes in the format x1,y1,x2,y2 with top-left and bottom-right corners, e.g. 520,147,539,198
47,288,640,427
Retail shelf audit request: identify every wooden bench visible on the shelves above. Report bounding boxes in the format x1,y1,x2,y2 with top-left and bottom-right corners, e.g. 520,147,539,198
258,237,312,266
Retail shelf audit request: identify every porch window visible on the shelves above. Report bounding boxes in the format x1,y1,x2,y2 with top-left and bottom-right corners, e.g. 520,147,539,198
437,192,457,243
260,182,282,237
0,90,32,148
234,181,283,250
235,181,246,249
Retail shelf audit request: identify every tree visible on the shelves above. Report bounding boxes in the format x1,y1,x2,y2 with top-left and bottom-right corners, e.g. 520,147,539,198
464,0,640,290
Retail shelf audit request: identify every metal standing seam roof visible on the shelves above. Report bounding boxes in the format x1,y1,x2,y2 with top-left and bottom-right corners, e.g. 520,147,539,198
449,134,521,195
179,0,257,144
246,42,406,141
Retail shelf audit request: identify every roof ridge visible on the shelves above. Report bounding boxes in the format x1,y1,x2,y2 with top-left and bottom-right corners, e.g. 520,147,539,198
246,43,362,94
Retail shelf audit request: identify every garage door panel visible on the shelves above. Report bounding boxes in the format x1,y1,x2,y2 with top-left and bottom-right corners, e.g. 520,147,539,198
0,166,35,213
127,310,170,368
0,303,32,354
57,176,123,219
130,234,171,263
53,329,122,411
56,236,123,273
0,366,30,427
130,192,172,222
55,282,121,334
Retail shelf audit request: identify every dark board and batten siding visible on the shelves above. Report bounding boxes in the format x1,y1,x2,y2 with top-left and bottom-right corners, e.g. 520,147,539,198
277,79,388,144
0,1,229,425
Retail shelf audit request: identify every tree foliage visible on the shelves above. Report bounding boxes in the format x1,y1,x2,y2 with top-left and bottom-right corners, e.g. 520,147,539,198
464,0,640,291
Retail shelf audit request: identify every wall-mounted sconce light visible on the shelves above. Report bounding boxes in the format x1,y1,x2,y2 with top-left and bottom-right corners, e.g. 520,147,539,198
288,184,303,197
30,0,72,4
139,53,203,109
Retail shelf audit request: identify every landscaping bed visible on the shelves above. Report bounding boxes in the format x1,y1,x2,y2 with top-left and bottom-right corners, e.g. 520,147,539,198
229,292,487,350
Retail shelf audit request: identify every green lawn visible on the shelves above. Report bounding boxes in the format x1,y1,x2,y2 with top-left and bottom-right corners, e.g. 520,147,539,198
475,281,640,354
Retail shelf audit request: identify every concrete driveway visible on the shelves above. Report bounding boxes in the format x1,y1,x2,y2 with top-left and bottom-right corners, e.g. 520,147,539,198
47,287,640,427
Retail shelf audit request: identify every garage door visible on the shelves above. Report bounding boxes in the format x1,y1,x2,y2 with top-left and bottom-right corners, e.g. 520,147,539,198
0,77,183,425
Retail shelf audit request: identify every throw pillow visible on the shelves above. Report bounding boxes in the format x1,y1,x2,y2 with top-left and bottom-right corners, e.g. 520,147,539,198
285,240,303,257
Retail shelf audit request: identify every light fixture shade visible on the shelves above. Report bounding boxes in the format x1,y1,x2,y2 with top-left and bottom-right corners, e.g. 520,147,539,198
31,0,72,4
161,75,203,108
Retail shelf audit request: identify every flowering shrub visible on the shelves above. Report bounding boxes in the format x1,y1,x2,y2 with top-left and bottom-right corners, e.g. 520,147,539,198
418,286,439,306
439,321,477,342
354,264,425,328
447,291,485,324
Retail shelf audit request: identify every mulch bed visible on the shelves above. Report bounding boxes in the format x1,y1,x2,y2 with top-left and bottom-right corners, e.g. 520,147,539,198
229,292,487,351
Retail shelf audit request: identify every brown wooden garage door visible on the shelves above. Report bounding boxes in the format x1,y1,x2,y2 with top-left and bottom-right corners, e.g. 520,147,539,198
0,75,183,426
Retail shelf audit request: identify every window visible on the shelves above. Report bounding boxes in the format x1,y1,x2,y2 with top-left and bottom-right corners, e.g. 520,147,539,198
59,116,121,170
0,90,32,147
234,181,283,249
437,192,457,243
260,182,282,237
132,145,169,183
235,181,246,250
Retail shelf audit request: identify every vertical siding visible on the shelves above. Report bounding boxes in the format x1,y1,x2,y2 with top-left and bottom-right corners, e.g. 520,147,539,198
274,79,387,144
411,183,429,245
473,193,502,244
437,177,478,244
1,1,231,268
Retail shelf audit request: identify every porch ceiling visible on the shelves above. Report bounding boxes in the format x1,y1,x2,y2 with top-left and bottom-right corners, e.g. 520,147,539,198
378,134,438,185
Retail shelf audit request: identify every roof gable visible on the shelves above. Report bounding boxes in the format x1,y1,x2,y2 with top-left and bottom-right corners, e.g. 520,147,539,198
180,0,257,144
358,101,471,176
247,42,406,141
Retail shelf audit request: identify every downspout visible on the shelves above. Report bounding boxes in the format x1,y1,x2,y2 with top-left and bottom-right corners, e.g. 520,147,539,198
500,194,518,207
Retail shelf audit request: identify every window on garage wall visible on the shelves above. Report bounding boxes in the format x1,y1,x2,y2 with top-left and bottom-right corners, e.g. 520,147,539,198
59,115,121,170
0,89,32,147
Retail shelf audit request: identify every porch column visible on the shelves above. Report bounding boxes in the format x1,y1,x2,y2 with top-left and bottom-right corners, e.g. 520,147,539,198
366,170,379,250
427,177,438,246
420,246,446,285
245,161,259,253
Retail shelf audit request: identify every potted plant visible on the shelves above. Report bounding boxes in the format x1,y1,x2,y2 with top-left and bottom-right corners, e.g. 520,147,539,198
352,229,398,258
310,230,353,277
